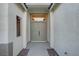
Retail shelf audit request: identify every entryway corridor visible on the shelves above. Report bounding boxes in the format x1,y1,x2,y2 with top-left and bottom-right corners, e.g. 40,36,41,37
1,3,79,56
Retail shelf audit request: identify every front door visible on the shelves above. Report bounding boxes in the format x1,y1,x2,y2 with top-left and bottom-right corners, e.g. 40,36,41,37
31,21,47,42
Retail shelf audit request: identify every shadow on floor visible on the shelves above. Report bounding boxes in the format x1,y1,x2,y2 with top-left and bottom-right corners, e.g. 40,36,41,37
47,49,59,56
17,48,29,56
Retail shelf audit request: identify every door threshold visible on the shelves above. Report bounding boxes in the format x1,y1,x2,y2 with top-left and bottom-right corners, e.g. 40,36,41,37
31,41,47,42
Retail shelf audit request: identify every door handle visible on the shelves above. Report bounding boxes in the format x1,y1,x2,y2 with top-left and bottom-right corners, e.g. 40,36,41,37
38,31,40,36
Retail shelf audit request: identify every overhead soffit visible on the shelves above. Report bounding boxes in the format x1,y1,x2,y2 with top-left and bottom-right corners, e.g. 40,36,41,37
25,3,51,12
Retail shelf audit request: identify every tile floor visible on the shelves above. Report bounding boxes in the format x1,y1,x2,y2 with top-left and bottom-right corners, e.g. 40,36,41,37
27,42,50,56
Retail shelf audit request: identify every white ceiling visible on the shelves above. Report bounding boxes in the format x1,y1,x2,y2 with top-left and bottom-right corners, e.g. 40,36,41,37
26,3,51,13
26,3,50,6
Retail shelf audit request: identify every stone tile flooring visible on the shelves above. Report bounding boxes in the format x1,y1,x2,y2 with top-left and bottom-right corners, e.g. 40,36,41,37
18,42,58,56
27,42,50,56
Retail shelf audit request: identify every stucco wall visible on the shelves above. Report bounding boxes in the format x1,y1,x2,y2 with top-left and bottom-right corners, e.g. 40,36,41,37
4,3,27,56
54,3,79,56
0,4,8,44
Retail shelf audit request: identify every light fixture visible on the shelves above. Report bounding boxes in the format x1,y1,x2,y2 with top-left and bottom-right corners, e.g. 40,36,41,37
33,17,44,21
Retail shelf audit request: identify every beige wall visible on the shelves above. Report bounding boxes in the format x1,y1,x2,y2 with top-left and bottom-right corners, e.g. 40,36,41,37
0,4,8,44
8,3,27,56
27,12,31,43
47,13,50,42
53,3,79,56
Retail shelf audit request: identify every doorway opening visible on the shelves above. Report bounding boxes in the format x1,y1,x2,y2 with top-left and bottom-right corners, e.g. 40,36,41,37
30,13,48,42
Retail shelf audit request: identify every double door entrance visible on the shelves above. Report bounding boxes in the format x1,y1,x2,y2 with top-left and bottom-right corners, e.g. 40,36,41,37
31,21,47,42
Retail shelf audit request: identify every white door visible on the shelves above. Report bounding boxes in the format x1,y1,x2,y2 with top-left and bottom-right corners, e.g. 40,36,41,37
31,21,47,42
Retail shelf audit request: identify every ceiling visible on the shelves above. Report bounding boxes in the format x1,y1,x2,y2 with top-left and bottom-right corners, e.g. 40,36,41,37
26,3,51,13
